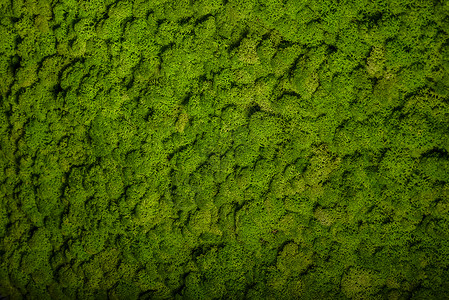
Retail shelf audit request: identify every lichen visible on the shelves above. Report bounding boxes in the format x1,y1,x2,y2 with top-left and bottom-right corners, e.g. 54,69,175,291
1,0,449,299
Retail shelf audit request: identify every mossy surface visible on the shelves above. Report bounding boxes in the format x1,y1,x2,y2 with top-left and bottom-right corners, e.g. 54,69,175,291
1,0,449,299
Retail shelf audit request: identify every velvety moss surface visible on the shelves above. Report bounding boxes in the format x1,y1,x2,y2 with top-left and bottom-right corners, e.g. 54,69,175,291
1,0,449,299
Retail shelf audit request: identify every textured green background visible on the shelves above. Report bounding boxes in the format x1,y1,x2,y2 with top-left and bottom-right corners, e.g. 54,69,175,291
1,0,449,299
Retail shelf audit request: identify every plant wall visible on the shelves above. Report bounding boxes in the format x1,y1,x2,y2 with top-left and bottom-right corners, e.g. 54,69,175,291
1,0,449,299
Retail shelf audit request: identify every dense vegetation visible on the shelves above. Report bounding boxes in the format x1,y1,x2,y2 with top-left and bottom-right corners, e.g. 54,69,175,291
1,0,449,299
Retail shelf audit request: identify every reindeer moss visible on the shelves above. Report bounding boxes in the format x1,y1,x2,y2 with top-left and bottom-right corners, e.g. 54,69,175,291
1,0,449,299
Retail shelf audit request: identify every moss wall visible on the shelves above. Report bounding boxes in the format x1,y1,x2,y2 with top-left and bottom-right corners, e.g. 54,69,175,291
1,0,449,299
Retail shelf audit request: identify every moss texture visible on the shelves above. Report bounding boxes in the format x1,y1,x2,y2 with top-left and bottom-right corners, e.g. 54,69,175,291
1,0,449,299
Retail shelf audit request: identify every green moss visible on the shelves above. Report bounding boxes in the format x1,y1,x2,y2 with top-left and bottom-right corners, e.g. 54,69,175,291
1,0,449,299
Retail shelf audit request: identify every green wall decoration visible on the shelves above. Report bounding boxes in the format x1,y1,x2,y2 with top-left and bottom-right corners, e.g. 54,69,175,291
1,0,449,299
